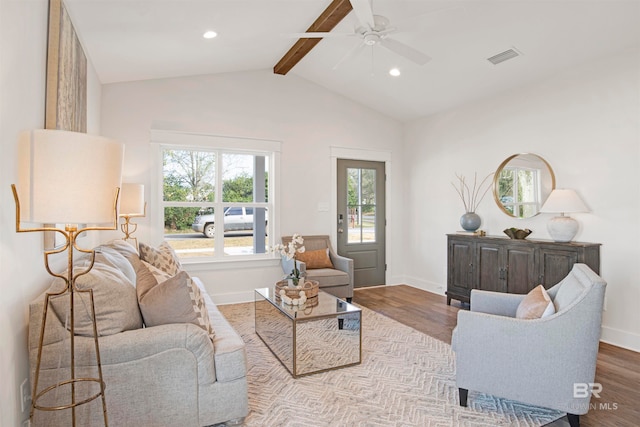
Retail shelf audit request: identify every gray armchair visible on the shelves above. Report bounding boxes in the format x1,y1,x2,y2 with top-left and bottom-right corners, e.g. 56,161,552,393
281,235,354,301
452,264,606,427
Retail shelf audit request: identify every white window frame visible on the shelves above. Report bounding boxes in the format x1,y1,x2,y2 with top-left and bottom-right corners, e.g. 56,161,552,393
150,130,281,266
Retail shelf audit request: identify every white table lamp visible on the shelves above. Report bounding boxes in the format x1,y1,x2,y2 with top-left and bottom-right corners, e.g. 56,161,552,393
539,189,589,242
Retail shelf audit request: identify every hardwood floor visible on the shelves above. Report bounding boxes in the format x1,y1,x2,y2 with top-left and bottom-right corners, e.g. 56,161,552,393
353,284,640,427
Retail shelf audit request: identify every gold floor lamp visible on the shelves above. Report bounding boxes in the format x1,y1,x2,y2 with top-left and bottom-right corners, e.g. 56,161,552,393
12,129,124,426
118,183,146,248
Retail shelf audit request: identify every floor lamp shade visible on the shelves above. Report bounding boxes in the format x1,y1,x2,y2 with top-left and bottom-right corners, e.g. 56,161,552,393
119,183,145,216
17,129,124,224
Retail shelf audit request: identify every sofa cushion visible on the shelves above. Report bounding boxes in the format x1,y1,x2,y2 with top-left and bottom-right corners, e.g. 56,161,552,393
94,244,137,285
297,248,334,269
139,241,182,276
49,251,143,336
304,268,349,286
137,269,215,340
516,285,556,319
103,239,140,258
554,275,588,312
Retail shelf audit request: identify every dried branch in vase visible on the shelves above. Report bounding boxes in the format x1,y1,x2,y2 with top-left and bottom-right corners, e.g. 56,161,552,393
452,172,494,213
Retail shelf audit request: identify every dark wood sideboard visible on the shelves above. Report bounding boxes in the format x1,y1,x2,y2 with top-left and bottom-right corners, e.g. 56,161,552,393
446,234,600,305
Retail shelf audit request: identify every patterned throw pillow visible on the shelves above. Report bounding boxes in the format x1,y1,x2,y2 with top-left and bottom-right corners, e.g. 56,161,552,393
141,260,172,284
136,269,215,340
138,241,182,276
516,285,556,319
296,248,334,269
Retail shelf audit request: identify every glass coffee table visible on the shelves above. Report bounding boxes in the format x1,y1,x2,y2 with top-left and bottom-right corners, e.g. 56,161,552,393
254,287,361,378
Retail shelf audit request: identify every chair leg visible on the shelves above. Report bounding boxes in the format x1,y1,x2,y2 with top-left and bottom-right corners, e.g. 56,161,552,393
226,416,246,426
459,388,468,407
567,413,579,427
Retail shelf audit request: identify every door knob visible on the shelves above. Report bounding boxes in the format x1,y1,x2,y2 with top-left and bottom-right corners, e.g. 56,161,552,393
338,228,344,233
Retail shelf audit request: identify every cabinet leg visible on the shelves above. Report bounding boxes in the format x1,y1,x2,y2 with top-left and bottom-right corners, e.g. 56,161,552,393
446,296,451,305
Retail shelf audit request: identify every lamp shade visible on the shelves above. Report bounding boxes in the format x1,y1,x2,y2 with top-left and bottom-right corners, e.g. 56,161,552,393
17,129,124,224
539,189,589,214
119,183,145,216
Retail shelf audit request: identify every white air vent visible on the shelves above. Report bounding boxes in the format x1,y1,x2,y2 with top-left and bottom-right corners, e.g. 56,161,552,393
487,48,521,65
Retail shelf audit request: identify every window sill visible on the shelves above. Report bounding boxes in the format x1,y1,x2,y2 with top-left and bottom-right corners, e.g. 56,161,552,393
181,256,281,272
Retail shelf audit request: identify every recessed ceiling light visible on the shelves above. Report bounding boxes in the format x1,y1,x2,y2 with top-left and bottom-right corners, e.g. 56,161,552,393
203,31,218,39
389,68,401,77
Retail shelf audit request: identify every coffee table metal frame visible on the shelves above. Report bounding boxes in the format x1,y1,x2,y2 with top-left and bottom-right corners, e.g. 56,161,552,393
254,287,362,378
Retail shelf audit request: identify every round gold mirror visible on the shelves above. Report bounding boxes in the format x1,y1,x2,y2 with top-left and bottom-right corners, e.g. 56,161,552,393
493,153,555,218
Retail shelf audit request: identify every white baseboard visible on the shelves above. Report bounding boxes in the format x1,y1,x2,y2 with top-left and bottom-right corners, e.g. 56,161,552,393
401,275,446,296
212,291,255,306
600,326,640,353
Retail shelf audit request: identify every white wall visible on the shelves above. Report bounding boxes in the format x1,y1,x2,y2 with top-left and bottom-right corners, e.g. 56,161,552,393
1,2,52,425
100,70,404,302
0,1,103,425
403,47,640,351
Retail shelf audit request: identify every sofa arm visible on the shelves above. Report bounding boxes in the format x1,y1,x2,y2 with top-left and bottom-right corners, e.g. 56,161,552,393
330,252,353,275
470,289,525,317
34,323,216,384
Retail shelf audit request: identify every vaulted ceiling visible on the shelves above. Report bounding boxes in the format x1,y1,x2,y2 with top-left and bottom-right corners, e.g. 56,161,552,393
65,0,640,121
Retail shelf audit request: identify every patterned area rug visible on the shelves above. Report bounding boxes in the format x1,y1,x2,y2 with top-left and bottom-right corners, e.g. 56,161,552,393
218,302,564,427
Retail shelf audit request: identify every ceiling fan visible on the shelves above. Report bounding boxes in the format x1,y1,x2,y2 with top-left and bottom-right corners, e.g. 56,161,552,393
283,0,431,71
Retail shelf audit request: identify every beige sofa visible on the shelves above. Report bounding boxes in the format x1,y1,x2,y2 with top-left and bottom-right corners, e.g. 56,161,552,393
28,240,248,426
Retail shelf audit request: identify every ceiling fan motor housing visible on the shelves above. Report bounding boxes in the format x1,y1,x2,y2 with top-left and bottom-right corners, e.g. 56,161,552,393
363,33,380,45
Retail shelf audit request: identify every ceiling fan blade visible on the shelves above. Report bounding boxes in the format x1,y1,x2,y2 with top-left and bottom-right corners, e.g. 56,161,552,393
349,0,375,29
332,41,366,70
379,38,431,65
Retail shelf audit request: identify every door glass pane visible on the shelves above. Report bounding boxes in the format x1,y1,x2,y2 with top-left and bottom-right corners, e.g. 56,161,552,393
347,168,376,243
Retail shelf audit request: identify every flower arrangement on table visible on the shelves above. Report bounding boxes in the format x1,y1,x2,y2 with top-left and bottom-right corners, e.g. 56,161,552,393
273,233,306,285
272,234,309,305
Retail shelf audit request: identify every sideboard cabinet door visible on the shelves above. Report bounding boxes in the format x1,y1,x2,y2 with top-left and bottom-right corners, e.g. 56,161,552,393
504,245,537,294
476,242,504,293
447,237,475,304
538,243,600,288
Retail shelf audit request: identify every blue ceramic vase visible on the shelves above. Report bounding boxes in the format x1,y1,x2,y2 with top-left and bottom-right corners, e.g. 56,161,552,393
460,212,481,232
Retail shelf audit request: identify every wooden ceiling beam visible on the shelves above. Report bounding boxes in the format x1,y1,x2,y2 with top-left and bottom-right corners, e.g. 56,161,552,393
273,0,353,75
